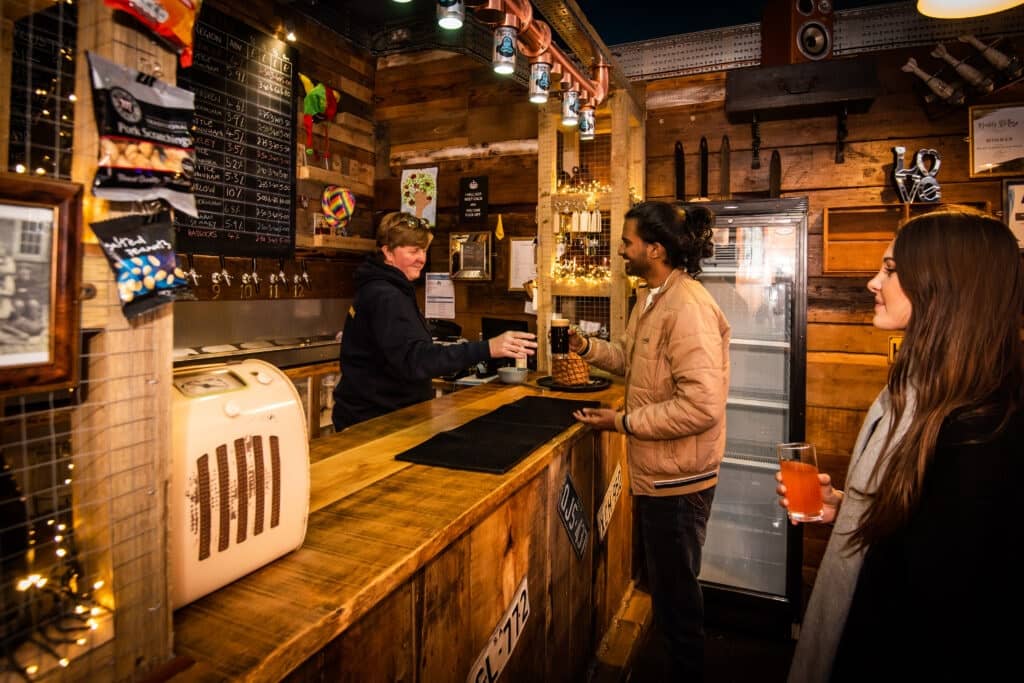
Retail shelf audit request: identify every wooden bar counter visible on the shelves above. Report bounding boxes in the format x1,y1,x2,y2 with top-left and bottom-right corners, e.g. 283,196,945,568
170,376,631,682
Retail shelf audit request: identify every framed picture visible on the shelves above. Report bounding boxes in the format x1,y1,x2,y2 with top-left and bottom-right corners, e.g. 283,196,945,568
1002,178,1024,249
969,104,1024,178
449,231,491,280
0,174,83,397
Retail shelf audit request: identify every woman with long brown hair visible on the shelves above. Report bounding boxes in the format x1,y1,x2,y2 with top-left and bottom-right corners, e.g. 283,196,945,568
780,206,1023,682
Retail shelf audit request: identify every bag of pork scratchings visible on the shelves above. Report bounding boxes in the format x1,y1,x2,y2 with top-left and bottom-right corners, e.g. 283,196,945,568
91,213,194,320
88,52,198,216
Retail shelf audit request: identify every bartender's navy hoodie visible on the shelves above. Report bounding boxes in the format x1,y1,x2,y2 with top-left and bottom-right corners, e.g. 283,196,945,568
332,254,491,431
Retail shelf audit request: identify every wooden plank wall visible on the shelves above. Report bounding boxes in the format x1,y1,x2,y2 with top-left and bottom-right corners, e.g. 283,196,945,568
374,52,540,343
643,47,1005,606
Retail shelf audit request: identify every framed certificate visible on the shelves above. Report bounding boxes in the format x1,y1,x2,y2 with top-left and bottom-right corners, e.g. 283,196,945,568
969,104,1024,178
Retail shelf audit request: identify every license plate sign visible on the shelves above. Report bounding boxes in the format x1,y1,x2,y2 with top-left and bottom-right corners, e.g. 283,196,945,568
467,575,530,683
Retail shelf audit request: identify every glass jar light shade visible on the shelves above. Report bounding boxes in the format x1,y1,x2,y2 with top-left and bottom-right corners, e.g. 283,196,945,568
561,90,579,126
493,25,517,75
529,62,551,103
578,107,595,141
437,1,465,30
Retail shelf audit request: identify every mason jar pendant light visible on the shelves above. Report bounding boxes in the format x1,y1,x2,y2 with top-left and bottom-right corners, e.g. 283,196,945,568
578,106,595,141
493,24,518,74
529,61,551,103
562,89,580,126
437,1,465,30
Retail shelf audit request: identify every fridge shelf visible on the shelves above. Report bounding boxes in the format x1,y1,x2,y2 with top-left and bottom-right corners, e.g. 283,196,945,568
731,337,790,349
727,395,789,410
724,438,784,465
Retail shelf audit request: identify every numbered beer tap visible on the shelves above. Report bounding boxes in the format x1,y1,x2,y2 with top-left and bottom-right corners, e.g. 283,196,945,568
902,57,963,105
211,255,233,287
250,257,260,294
185,253,201,288
959,34,1023,79
268,258,286,299
932,43,993,94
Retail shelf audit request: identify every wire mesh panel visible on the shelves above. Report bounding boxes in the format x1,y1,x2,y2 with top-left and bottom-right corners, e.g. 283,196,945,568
554,296,611,342
7,1,77,179
1,251,170,680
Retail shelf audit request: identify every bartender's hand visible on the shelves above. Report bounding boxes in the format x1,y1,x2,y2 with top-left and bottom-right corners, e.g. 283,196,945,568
775,471,843,526
568,327,587,354
573,407,616,431
488,330,537,359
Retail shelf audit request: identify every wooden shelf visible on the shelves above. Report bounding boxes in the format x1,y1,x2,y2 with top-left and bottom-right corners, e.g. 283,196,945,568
551,192,613,212
297,165,373,197
550,279,613,298
294,233,376,253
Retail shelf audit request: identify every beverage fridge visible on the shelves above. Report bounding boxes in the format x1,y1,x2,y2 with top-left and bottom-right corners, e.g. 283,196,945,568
686,198,808,636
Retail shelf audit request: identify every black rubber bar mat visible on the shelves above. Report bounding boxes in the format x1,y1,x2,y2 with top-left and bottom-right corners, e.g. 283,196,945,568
395,396,600,474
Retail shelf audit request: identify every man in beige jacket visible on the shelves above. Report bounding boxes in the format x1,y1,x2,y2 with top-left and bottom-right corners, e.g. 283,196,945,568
573,201,730,680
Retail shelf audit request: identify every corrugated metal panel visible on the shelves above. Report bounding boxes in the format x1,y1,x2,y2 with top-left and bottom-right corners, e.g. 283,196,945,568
613,3,1024,80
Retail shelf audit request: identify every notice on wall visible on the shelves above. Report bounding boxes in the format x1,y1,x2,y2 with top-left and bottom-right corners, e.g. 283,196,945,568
175,4,297,257
425,272,455,319
459,176,489,224
509,237,536,292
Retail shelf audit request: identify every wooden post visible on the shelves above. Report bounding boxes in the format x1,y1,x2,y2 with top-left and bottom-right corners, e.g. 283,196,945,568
69,1,174,678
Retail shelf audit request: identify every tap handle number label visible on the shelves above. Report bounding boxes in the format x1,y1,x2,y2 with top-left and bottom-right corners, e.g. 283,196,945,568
467,576,530,683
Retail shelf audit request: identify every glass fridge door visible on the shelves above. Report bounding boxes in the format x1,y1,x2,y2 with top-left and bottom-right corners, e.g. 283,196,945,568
694,200,806,609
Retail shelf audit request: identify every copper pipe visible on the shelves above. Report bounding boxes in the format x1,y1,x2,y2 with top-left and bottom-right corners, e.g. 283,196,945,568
474,0,507,24
469,0,606,106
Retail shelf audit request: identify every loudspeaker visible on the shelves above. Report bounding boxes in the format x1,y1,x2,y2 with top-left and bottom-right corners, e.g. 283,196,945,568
761,0,834,66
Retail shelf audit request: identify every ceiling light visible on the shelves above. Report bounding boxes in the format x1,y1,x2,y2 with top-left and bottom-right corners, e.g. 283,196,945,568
392,0,413,4
562,90,579,126
917,0,1024,18
493,25,517,75
437,1,465,30
529,61,551,104
284,21,297,43
579,107,595,141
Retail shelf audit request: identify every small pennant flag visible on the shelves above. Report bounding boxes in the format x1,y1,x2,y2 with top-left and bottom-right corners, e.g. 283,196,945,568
495,214,505,240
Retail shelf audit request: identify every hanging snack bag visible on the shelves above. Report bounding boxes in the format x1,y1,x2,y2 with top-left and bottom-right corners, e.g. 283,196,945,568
103,0,203,67
88,52,197,216
91,213,194,319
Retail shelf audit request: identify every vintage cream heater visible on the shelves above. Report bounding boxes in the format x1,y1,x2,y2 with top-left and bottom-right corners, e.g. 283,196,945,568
170,359,309,608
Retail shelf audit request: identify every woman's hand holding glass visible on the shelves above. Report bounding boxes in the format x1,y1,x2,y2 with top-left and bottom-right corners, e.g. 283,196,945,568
775,471,843,525
488,330,537,360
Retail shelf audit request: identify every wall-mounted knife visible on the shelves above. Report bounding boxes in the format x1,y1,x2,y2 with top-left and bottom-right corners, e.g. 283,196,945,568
674,140,685,201
699,136,709,199
769,150,782,199
719,135,731,199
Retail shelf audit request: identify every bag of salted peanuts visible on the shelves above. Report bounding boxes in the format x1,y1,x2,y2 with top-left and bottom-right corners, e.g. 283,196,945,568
87,52,198,216
91,213,194,320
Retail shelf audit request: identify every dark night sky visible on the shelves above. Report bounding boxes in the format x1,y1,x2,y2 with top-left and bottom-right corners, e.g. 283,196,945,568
576,0,905,45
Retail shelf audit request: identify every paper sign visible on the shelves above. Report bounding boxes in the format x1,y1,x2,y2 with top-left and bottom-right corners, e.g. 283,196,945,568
425,272,455,319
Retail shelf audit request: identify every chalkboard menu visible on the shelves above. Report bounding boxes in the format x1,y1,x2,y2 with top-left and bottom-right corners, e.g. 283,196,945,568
175,5,297,257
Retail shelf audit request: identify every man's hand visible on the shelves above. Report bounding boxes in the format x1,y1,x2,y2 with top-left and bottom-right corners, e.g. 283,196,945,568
568,327,587,354
573,407,617,431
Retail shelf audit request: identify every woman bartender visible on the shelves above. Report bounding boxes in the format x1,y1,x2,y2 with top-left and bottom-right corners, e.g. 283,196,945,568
332,212,537,431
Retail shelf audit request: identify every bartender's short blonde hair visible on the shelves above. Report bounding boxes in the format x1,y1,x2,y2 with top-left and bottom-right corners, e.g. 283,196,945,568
377,212,433,251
